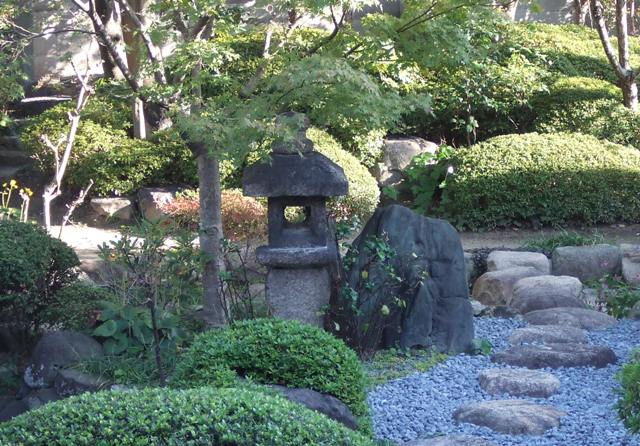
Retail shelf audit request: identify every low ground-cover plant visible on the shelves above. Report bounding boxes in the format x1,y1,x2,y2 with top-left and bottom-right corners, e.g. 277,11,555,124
365,348,447,388
523,230,606,257
419,133,640,230
618,349,640,433
171,318,370,432
0,220,79,342
0,387,374,445
586,275,640,319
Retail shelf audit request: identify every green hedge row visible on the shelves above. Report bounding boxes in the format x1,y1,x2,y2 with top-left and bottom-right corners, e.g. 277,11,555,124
423,133,640,230
0,387,373,446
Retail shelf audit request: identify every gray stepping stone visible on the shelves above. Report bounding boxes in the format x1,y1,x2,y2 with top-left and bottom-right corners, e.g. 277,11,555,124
472,267,540,306
551,244,621,282
403,435,499,445
510,275,585,314
524,307,617,329
453,400,566,435
487,251,550,275
479,368,560,397
508,325,587,345
491,343,617,369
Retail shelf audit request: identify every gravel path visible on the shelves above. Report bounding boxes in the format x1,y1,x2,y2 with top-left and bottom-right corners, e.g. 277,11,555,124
368,317,640,445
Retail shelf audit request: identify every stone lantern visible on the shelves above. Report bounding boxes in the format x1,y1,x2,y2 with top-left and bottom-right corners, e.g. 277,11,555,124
242,113,348,326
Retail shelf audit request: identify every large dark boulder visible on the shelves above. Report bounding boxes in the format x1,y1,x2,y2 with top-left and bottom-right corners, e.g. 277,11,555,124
338,205,474,353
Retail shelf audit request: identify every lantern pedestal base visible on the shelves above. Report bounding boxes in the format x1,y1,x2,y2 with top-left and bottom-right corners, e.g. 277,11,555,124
266,267,330,327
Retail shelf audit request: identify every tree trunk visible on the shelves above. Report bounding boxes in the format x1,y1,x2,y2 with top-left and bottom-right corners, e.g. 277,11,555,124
504,0,518,20
622,75,639,110
94,0,125,79
631,0,637,34
196,151,227,327
574,0,590,24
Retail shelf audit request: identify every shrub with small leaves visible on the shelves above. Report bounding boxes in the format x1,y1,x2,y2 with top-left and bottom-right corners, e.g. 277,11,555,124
0,387,374,445
171,318,370,432
43,283,114,331
617,350,640,433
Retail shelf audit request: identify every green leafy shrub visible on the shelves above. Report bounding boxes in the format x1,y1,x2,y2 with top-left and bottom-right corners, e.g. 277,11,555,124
523,230,605,257
308,128,380,222
0,221,79,335
0,387,374,445
617,350,640,433
43,283,114,331
172,318,370,430
422,133,640,230
532,77,640,148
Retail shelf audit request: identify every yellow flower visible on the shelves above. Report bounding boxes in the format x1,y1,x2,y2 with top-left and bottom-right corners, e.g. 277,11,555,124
9,179,17,188
24,188,33,197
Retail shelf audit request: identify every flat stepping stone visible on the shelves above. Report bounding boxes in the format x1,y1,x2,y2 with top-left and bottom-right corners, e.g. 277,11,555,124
524,307,617,329
509,325,587,345
491,343,616,369
551,244,621,282
479,368,560,397
510,275,585,314
487,251,550,275
402,435,499,445
472,267,540,306
453,400,566,435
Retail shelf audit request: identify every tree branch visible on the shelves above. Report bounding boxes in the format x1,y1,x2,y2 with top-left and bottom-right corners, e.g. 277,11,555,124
591,0,628,79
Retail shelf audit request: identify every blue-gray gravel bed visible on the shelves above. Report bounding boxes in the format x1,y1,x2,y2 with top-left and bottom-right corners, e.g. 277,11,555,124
368,316,640,446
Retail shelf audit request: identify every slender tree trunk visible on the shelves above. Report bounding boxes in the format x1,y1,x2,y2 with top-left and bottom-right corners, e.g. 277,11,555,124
196,152,227,327
504,0,518,20
631,0,637,34
623,75,639,109
574,0,590,24
95,0,125,79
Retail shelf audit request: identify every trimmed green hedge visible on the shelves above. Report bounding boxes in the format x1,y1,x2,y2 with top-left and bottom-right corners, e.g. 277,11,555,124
428,133,640,230
618,350,640,433
532,77,640,149
171,318,370,430
309,128,380,223
0,387,373,446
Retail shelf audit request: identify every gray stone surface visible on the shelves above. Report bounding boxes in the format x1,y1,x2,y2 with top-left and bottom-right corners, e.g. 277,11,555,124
0,399,29,422
630,301,640,320
54,369,109,397
341,205,474,353
270,385,357,430
266,268,330,327
470,300,487,317
464,252,477,286
24,388,61,410
243,152,348,197
621,244,640,286
472,267,541,306
491,343,617,369
478,368,560,398
24,331,103,389
523,307,617,329
375,137,437,187
508,325,587,345
509,275,585,314
487,251,550,275
402,435,498,446
256,246,334,268
453,400,566,435
89,197,133,221
271,112,314,154
137,186,182,222
551,244,622,282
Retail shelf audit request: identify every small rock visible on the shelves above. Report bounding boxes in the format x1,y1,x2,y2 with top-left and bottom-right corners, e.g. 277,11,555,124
0,399,29,422
470,300,487,317
479,368,560,398
487,251,550,275
509,325,587,345
551,244,622,282
54,369,109,397
375,137,437,187
464,252,477,286
24,387,61,410
523,307,617,330
23,331,103,389
491,343,617,369
472,267,541,306
621,244,640,286
89,197,133,221
402,435,499,446
509,275,585,314
137,186,183,222
453,400,566,435
270,385,358,430
629,301,640,320
488,306,519,318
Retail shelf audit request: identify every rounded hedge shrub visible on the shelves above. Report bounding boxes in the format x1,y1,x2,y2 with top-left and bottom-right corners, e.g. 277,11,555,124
532,77,640,149
429,133,640,230
0,387,374,446
308,128,379,222
618,350,640,433
171,318,369,429
0,221,79,331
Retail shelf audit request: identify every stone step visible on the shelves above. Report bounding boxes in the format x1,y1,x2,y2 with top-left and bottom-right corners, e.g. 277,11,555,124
402,435,499,445
453,400,566,435
509,275,586,314
491,343,617,369
523,307,617,330
479,368,560,398
509,325,587,345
